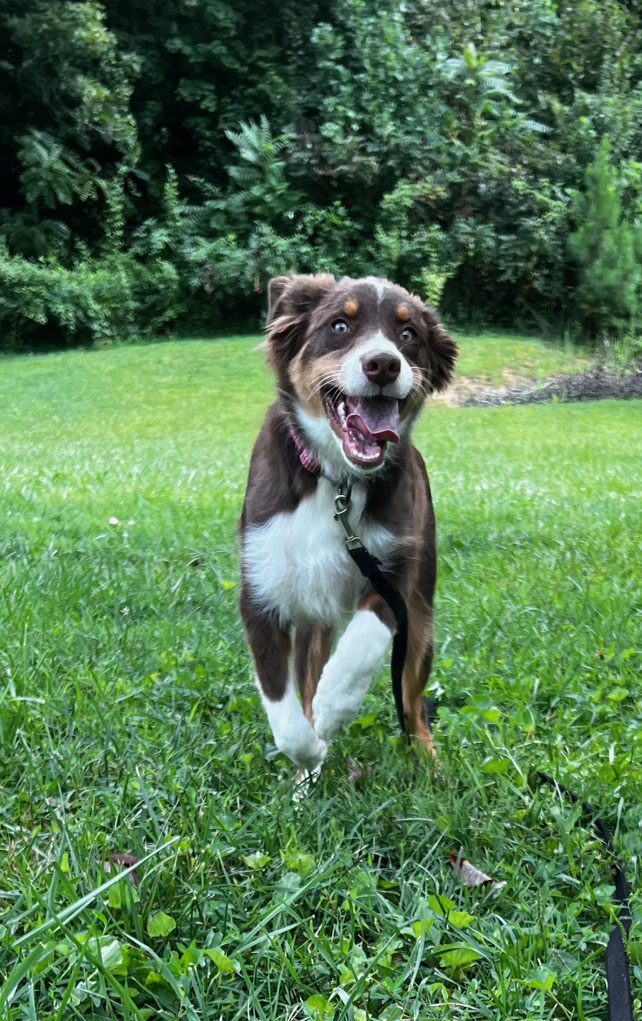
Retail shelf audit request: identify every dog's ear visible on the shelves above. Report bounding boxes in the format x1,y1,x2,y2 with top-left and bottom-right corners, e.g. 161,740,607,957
267,276,290,322
265,274,335,370
421,305,458,392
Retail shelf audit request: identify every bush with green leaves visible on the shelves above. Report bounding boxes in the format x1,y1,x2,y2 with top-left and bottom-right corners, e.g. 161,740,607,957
2,0,642,347
0,248,179,350
1,0,138,263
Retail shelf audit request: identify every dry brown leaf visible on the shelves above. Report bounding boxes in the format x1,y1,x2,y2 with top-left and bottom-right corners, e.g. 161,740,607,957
104,852,141,886
449,850,506,894
346,756,363,784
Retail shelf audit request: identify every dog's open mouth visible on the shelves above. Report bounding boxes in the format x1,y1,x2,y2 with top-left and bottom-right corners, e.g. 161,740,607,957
323,393,400,468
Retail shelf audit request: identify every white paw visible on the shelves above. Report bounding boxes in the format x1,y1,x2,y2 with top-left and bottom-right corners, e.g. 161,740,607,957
259,676,328,771
275,726,327,772
312,687,362,742
292,763,323,802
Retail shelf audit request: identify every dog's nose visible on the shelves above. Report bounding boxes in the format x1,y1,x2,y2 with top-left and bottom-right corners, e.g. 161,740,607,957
362,352,401,387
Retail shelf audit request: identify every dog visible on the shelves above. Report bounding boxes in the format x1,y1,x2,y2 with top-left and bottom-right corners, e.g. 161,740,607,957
239,274,457,777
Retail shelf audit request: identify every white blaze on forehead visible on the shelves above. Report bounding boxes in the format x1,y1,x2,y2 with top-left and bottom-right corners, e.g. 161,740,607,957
364,277,388,306
342,332,413,398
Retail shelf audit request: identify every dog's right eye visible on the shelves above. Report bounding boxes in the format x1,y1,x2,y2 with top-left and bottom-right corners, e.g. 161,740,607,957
331,319,349,334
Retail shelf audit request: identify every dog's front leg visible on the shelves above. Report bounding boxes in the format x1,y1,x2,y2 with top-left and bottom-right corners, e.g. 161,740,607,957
241,590,327,771
312,595,393,743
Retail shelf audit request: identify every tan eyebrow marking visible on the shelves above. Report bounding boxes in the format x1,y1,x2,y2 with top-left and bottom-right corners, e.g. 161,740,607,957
343,299,358,316
396,303,411,321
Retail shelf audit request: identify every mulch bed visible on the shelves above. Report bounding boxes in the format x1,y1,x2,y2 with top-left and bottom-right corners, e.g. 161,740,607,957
461,368,642,407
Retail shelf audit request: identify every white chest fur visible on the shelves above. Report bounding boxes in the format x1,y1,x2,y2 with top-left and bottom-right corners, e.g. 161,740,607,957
242,479,398,625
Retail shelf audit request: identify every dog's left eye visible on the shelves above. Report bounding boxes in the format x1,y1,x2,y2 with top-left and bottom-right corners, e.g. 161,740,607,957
399,326,416,343
332,319,349,334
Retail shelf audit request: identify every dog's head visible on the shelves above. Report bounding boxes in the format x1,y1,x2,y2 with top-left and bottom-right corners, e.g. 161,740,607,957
265,274,458,476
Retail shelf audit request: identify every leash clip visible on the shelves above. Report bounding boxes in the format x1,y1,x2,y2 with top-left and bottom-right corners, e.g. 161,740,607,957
334,480,364,551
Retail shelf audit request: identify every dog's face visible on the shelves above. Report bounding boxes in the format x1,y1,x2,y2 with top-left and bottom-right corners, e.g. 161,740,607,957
266,274,458,475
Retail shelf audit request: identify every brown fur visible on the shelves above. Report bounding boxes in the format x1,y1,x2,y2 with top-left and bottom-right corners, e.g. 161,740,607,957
295,623,335,720
290,347,343,419
238,592,291,701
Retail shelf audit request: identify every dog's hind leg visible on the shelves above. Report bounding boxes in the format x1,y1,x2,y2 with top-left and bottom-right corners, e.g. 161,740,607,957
402,593,436,755
240,588,327,771
294,623,335,722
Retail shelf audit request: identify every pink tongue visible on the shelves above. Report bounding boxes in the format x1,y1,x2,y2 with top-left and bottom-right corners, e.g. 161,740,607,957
345,396,400,443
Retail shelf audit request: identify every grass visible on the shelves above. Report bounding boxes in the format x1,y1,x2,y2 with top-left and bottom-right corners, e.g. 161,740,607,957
0,334,641,1020
450,331,590,385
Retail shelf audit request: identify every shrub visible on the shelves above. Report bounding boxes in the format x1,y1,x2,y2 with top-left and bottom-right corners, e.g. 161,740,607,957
569,139,641,338
0,247,179,350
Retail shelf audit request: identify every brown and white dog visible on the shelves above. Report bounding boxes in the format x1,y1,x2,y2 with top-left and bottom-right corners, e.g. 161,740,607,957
239,274,457,778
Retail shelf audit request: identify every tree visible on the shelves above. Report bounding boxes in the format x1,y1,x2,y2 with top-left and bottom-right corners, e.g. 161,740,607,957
2,0,642,347
569,138,640,336
0,0,138,258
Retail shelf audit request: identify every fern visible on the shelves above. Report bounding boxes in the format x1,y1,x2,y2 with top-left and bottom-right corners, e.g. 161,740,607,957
18,130,99,210
225,115,288,167
523,119,551,134
223,116,301,222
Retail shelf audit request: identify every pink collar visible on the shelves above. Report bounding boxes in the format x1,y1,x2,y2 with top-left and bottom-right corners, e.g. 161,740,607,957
289,425,321,476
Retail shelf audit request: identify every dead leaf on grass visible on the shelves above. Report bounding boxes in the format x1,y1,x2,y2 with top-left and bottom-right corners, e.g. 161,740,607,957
346,756,362,784
346,757,372,785
104,852,141,886
449,850,506,894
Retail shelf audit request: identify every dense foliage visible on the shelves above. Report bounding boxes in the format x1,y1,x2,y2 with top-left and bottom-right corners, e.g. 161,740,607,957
2,0,642,348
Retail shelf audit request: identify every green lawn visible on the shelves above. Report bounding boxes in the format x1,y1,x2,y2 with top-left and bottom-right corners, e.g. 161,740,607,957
1,336,641,1020
451,330,590,384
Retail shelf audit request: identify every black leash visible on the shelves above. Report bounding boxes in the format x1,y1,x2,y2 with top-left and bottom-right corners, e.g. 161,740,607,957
423,706,634,1019
535,771,634,1021
334,482,634,1019
334,481,407,734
